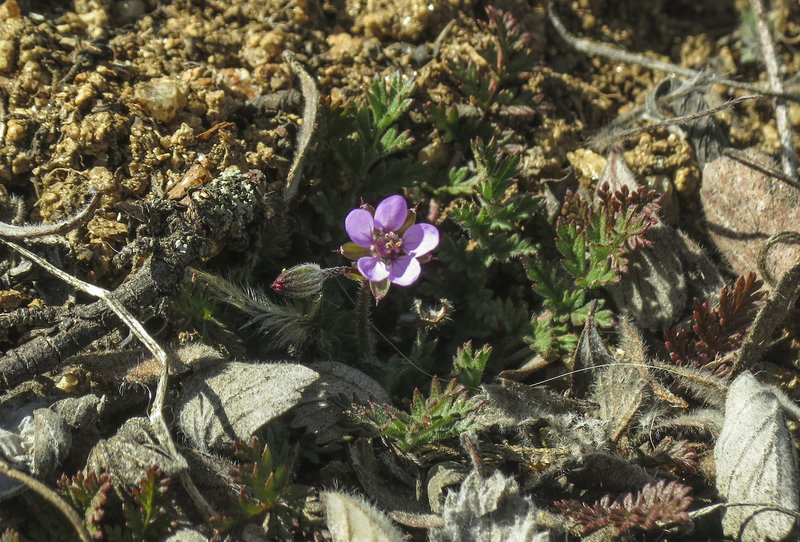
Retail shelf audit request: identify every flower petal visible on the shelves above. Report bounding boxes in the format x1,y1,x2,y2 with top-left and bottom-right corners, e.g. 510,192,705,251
357,256,389,282
373,195,408,232
402,223,439,257
388,255,421,286
345,209,375,247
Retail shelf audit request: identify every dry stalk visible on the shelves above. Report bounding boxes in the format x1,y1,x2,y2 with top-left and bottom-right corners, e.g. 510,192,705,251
548,2,800,102
282,50,319,203
748,0,798,178
734,252,800,375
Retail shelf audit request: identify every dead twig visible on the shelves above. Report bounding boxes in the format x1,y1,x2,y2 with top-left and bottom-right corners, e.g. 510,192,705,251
548,3,800,102
749,0,798,179
591,93,761,150
0,190,101,238
0,238,217,520
0,169,271,392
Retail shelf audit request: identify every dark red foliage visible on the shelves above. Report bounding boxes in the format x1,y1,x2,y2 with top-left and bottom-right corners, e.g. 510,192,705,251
555,479,692,534
664,273,765,374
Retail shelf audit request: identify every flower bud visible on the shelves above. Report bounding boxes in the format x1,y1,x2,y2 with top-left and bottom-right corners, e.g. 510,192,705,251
272,263,326,297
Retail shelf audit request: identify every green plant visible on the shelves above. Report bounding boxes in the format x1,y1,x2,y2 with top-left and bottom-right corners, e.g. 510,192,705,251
555,480,692,535
110,467,176,542
451,340,492,389
211,436,305,538
170,282,225,338
58,467,176,542
449,137,542,265
347,376,484,452
525,184,661,361
313,72,426,222
452,6,536,110
57,471,112,540
664,272,765,375
426,104,485,150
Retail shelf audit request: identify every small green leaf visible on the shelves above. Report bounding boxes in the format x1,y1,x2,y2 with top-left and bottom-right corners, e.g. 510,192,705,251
452,341,492,388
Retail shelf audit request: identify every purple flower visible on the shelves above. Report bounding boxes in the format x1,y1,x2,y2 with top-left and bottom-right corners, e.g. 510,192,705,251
341,195,439,300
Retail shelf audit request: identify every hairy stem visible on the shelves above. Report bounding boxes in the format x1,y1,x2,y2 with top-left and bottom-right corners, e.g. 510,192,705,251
356,280,375,357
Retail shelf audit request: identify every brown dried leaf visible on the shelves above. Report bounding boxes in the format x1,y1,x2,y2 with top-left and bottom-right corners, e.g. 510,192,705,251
715,372,799,541
176,361,318,453
591,363,645,442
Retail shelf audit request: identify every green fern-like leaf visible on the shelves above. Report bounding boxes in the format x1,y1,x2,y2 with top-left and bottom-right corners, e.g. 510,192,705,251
450,138,542,264
211,434,304,537
57,471,112,540
348,377,484,452
313,72,422,222
122,467,175,540
451,341,492,389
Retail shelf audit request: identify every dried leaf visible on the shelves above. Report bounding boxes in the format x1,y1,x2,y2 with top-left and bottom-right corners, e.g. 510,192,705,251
429,469,549,542
322,491,404,542
591,363,645,442
31,407,71,479
618,318,688,408
0,402,71,498
87,417,184,490
176,361,318,453
715,372,799,542
426,462,469,515
347,439,430,520
290,361,389,445
571,303,615,397
607,222,686,329
639,436,698,471
597,150,686,330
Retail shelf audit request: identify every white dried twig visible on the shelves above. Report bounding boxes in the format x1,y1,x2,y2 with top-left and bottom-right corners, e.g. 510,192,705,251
749,0,798,179
0,191,101,238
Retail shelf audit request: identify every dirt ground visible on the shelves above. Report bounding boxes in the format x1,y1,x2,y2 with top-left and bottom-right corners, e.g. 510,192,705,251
2,0,800,540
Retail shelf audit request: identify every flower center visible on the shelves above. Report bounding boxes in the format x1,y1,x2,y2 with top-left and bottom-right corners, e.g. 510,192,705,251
375,231,403,259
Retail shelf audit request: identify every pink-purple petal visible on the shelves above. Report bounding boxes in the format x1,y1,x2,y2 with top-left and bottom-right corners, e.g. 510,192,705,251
402,223,439,257
388,255,421,286
345,209,375,247
357,256,389,282
373,195,408,232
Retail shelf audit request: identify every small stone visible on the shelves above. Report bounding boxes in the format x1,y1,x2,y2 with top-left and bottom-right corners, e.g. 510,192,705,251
134,78,188,123
701,149,800,286
4,118,26,145
0,39,15,72
0,0,20,19
567,148,607,186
